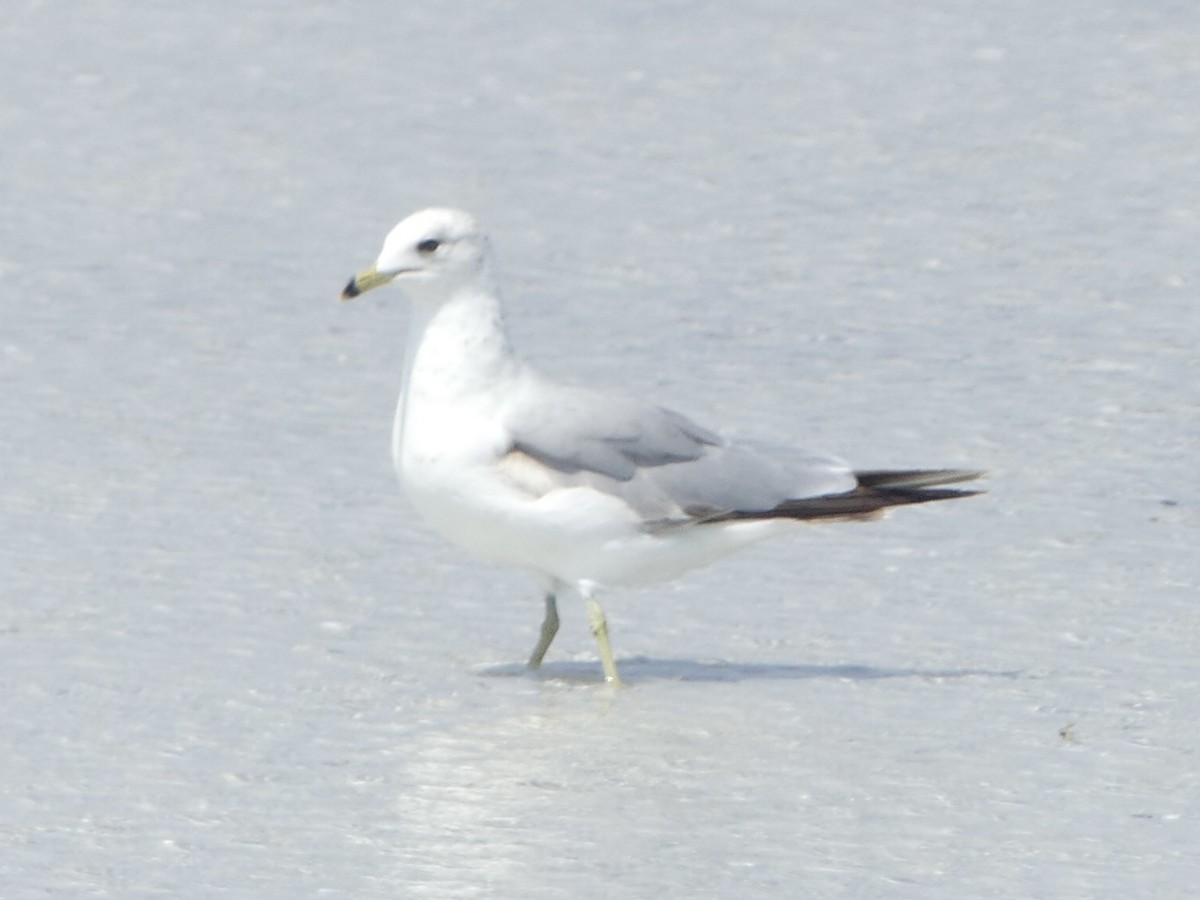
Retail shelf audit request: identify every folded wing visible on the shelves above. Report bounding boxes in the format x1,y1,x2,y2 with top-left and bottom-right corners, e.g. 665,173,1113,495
502,380,877,525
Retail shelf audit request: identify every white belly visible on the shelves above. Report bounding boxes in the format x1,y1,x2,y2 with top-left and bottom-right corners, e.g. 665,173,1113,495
399,450,791,587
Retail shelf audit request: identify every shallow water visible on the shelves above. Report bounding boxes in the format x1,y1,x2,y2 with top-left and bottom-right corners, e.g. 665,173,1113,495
3,1,1198,895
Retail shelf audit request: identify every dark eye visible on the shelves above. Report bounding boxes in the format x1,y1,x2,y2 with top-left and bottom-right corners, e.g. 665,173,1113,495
416,238,441,254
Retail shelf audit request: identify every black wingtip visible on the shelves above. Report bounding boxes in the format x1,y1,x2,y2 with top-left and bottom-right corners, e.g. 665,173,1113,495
854,468,985,490
697,473,985,525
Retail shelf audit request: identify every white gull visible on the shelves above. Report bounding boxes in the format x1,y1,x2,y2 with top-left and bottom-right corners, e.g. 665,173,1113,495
341,207,982,684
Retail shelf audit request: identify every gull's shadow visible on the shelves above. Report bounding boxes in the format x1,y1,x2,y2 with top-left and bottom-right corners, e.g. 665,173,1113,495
480,656,1021,685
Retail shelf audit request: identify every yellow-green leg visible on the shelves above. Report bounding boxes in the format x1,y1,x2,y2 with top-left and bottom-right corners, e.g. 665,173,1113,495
526,592,559,669
586,597,622,686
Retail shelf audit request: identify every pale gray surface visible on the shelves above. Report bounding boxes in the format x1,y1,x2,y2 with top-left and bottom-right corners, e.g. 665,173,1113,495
2,1,1198,897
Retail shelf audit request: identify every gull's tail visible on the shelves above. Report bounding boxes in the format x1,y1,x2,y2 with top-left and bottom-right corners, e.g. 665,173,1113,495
701,469,985,524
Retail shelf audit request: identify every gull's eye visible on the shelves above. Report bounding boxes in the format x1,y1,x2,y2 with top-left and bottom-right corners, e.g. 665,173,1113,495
416,238,441,255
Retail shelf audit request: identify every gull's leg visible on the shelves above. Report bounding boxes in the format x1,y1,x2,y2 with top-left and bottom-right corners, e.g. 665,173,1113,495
586,596,622,686
526,592,560,670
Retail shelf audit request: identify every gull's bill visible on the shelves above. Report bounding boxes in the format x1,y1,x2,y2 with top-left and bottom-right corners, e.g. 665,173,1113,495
341,264,396,301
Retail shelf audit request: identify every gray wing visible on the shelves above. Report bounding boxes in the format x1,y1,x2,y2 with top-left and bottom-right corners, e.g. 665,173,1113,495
502,380,856,523
507,382,721,480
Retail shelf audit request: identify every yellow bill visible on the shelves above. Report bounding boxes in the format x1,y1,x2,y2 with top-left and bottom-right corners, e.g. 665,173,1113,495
340,264,396,301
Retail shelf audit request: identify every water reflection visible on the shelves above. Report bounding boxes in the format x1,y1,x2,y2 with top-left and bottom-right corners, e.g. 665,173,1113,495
480,657,1021,685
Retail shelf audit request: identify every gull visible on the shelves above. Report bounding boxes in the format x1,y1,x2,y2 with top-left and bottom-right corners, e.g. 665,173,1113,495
341,208,982,685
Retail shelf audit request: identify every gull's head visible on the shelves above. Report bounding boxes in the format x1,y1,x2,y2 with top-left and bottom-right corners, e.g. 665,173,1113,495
341,207,489,301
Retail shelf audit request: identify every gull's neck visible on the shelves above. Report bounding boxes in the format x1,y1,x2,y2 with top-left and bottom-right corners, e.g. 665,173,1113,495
392,276,522,458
